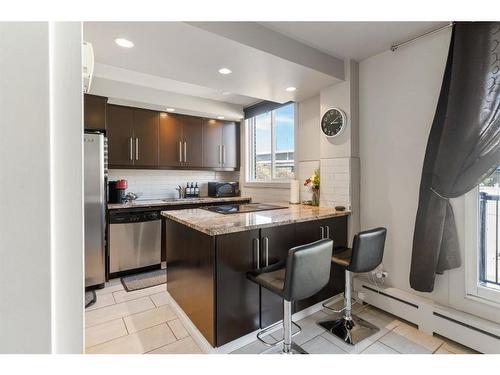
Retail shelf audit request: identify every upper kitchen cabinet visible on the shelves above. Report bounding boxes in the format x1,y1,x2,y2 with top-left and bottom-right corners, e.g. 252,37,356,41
84,94,107,131
159,113,203,168
107,104,134,167
133,108,159,168
202,119,239,170
107,104,159,168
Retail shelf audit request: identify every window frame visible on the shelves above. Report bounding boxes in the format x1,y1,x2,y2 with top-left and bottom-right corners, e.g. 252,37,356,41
465,186,500,306
244,103,296,186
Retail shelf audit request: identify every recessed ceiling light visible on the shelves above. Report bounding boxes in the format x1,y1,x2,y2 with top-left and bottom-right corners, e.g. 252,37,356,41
285,86,296,92
217,116,225,120
115,38,134,48
222,91,231,96
166,108,175,112
218,68,232,75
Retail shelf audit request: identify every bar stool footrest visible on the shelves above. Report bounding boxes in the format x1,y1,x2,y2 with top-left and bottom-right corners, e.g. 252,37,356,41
256,320,302,347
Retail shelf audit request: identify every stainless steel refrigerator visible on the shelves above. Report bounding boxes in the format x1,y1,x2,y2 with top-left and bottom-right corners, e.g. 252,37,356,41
84,132,106,288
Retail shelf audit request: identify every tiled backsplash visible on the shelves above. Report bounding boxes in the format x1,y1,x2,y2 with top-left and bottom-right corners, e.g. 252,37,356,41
319,158,352,208
108,169,240,199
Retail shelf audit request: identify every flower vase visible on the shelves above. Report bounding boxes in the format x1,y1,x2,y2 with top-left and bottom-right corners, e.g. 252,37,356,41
311,188,320,206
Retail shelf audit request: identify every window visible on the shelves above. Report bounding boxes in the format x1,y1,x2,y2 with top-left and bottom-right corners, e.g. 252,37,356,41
246,103,295,183
465,166,500,305
479,167,500,289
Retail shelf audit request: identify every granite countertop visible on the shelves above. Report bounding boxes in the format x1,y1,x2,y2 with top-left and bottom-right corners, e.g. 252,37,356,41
107,196,251,210
161,203,351,236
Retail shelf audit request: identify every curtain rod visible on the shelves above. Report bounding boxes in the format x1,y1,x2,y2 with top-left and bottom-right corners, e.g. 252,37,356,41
390,22,454,52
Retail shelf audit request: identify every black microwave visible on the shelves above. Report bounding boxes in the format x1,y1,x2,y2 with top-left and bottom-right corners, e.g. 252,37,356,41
208,182,240,197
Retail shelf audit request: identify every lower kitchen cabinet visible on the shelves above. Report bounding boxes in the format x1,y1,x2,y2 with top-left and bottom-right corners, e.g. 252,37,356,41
165,215,348,347
294,216,348,312
216,230,260,345
260,225,297,328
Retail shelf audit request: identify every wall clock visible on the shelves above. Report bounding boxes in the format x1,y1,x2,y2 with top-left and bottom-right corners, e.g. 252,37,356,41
321,108,347,138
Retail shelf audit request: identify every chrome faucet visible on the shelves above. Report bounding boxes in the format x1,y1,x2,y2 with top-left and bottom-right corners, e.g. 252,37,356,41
175,185,183,199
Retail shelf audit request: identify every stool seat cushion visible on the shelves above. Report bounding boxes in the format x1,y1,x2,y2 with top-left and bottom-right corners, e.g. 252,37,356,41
331,248,352,267
247,261,286,297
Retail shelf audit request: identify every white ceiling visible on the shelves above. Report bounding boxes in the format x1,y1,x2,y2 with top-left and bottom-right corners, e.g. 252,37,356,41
260,22,449,61
83,22,341,106
83,21,449,113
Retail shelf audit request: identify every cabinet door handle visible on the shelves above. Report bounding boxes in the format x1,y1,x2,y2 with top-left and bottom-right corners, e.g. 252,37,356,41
183,142,187,163
129,137,133,161
222,144,226,165
179,141,183,163
135,138,139,160
218,144,222,164
320,226,325,239
326,225,330,239
264,237,269,267
254,238,260,270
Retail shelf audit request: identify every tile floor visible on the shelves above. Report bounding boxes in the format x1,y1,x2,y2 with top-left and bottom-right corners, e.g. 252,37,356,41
85,278,203,354
230,300,479,354
85,279,478,355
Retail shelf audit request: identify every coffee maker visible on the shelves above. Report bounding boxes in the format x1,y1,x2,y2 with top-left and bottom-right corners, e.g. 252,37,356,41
108,179,128,203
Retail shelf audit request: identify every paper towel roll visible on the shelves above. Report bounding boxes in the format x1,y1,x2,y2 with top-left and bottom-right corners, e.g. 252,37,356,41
289,179,300,204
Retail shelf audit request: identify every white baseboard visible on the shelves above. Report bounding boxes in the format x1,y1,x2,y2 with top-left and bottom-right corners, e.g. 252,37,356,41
166,291,343,354
353,278,500,354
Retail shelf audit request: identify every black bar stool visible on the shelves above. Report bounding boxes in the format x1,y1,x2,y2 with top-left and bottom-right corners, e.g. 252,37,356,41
319,227,387,345
247,239,334,354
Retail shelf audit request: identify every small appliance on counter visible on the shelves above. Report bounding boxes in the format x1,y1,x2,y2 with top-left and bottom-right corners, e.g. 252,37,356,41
208,181,240,197
108,179,128,203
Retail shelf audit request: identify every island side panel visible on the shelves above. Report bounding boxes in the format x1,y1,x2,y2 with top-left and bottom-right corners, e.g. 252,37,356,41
215,229,260,346
165,218,216,346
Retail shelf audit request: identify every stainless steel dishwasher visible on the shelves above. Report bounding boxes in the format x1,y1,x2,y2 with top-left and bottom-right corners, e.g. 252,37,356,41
109,210,161,275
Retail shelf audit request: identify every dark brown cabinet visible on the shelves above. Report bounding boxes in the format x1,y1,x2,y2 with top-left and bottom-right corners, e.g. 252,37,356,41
106,104,239,171
84,94,107,130
216,230,260,345
133,108,159,167
159,113,203,168
294,216,348,312
260,225,297,327
107,104,134,167
202,119,239,169
107,105,159,168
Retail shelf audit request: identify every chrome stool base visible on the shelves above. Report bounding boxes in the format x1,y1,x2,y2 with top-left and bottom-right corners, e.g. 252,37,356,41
318,315,379,345
262,342,308,354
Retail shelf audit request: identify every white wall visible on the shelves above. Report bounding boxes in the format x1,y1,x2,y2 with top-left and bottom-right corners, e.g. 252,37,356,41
0,22,83,353
50,22,85,353
359,27,500,323
0,22,52,353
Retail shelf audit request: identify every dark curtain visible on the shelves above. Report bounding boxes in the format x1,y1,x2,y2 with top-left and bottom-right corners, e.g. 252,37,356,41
410,22,500,292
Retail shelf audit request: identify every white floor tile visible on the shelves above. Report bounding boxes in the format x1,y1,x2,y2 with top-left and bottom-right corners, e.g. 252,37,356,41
361,342,399,354
86,323,177,354
85,318,128,348
150,292,170,307
85,296,155,327
123,305,177,334
168,319,189,340
301,335,346,354
86,293,116,311
113,284,166,303
148,336,202,354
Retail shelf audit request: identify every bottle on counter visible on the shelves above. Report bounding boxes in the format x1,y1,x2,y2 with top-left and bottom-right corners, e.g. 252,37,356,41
194,182,199,196
186,182,190,197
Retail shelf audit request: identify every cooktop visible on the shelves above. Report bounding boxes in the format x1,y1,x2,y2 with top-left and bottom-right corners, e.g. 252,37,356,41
201,203,287,215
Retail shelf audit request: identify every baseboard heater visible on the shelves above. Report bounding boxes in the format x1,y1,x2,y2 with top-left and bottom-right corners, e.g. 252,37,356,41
354,278,500,354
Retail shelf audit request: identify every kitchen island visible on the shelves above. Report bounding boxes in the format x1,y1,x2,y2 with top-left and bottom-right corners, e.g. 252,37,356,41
161,204,350,347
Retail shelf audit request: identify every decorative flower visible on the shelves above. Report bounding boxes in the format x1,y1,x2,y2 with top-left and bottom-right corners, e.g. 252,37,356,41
304,169,320,190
